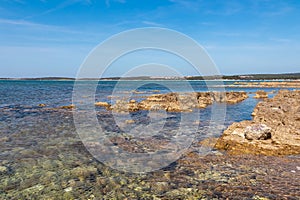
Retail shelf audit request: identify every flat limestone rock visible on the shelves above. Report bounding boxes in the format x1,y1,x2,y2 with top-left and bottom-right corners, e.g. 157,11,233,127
216,90,300,156
109,91,248,113
95,101,111,107
254,90,268,99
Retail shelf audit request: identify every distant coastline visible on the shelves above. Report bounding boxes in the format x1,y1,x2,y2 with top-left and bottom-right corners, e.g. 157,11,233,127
1,72,300,81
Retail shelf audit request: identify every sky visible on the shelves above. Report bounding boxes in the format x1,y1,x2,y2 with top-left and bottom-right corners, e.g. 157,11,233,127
0,0,300,78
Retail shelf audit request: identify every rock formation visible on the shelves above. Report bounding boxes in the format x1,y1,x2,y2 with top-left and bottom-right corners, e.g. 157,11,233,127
215,90,300,155
95,101,111,108
254,90,268,99
232,81,300,88
108,91,248,113
59,104,75,109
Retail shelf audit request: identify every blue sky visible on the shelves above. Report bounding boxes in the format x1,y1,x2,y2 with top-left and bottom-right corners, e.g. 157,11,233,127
0,0,300,77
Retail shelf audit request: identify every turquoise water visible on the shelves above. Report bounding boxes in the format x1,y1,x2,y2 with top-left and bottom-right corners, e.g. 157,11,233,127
0,80,299,199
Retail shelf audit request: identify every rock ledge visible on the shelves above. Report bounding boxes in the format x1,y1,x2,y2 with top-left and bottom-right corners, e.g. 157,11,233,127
216,90,300,156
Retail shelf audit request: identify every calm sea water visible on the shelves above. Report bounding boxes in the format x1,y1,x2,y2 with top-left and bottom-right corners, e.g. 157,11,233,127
0,79,283,107
0,80,299,199
0,79,290,124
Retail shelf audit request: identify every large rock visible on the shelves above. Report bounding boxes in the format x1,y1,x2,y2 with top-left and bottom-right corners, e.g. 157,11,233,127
244,124,271,140
216,90,300,155
95,101,111,108
109,91,248,113
254,90,268,99
110,100,137,113
224,91,248,104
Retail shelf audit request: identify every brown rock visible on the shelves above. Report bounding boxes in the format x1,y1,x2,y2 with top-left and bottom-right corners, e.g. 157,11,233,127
95,101,111,107
108,91,248,113
254,90,268,99
244,124,272,140
216,90,300,156
59,104,75,109
125,119,135,124
225,91,248,104
129,99,136,103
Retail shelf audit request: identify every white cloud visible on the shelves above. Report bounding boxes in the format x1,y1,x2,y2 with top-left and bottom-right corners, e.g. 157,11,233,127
105,0,126,8
142,21,164,27
25,0,92,19
200,22,215,26
0,18,51,27
269,38,291,43
0,18,100,37
212,31,241,37
168,0,202,11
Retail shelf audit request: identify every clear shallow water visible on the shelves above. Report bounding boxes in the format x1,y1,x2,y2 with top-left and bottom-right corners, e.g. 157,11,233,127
0,80,299,199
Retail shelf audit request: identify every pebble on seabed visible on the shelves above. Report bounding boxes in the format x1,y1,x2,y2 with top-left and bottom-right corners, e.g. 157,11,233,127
0,166,8,174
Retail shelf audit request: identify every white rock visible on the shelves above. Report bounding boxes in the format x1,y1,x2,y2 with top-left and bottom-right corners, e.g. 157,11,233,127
244,124,272,140
64,187,73,192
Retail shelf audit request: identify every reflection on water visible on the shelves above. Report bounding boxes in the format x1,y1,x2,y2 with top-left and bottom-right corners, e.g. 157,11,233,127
0,80,299,199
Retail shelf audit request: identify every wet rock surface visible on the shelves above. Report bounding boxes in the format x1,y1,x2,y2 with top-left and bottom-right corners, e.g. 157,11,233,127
244,124,272,140
254,90,268,99
95,101,111,108
216,90,300,155
109,91,248,113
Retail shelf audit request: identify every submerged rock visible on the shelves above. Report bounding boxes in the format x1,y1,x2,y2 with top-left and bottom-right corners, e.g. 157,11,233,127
0,165,8,174
95,101,111,108
59,104,75,109
216,90,300,155
125,119,135,124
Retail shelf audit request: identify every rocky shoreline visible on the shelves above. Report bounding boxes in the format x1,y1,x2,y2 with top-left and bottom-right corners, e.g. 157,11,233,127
1,89,300,199
95,91,248,113
229,80,300,88
215,90,300,156
56,89,300,157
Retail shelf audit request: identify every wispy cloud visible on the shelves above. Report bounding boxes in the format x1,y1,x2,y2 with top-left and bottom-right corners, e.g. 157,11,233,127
205,2,243,16
200,22,215,26
212,31,241,37
205,44,277,51
142,21,164,27
105,0,126,8
250,0,294,16
0,18,100,37
25,0,92,19
168,0,202,11
269,38,291,43
0,18,50,27
261,6,293,16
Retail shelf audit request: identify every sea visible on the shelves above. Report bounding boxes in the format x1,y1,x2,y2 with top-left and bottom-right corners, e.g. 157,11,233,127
0,80,299,199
